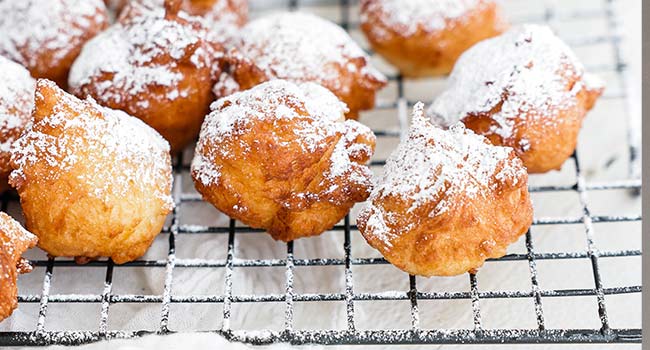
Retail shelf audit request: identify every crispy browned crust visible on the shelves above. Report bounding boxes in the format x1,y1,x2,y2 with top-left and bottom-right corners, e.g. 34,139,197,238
72,63,214,153
4,2,109,89
360,0,507,77
215,50,387,120
72,6,223,152
183,0,247,25
463,70,604,173
193,85,377,241
9,80,172,264
118,0,248,27
357,151,533,277
0,212,37,321
0,120,26,192
0,70,34,193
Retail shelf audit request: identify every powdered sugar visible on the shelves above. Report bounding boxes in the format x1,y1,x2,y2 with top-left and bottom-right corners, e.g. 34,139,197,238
69,9,213,108
361,0,485,38
0,0,107,69
193,79,374,197
122,0,247,41
583,72,606,92
10,80,173,209
218,12,385,92
191,154,222,188
362,210,398,248
360,103,525,247
427,25,601,146
0,56,35,154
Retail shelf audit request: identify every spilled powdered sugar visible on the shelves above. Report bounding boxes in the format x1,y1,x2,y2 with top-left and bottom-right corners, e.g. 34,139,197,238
427,25,603,145
225,12,385,90
361,0,485,38
0,56,35,154
0,0,107,68
360,103,525,248
68,10,212,109
192,79,374,194
10,80,173,209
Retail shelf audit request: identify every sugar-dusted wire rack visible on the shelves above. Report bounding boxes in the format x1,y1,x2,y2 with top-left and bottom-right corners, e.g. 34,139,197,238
0,0,642,346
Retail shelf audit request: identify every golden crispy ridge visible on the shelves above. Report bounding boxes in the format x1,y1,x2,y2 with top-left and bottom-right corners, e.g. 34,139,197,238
0,212,37,321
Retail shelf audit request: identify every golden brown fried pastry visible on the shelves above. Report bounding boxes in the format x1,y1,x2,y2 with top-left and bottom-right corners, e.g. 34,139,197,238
0,0,109,89
69,0,224,152
428,25,604,173
357,103,532,277
360,0,506,77
0,212,37,322
192,80,376,241
0,56,35,192
119,0,248,41
10,80,173,264
214,12,387,120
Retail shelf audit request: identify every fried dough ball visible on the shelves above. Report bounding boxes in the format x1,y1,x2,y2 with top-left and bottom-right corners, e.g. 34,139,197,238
119,0,248,41
428,25,604,173
214,12,387,120
69,0,224,152
0,212,37,322
357,103,532,277
192,80,376,242
0,56,36,192
0,0,109,89
360,0,506,77
9,80,173,264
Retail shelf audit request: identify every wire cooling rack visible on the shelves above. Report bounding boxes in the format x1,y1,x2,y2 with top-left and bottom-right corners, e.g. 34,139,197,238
0,0,642,346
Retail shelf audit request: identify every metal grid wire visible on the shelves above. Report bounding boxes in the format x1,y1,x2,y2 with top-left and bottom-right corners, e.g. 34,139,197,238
0,0,642,346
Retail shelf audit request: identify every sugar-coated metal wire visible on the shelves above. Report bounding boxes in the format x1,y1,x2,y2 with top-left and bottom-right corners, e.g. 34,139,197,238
0,0,641,346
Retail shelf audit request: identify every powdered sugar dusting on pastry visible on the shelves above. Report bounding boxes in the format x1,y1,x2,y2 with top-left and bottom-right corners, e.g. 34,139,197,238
0,56,35,154
225,12,386,89
193,79,374,191
360,103,526,248
68,11,213,109
0,0,107,68
191,154,222,189
10,80,173,209
361,0,485,37
122,0,246,41
427,25,601,144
